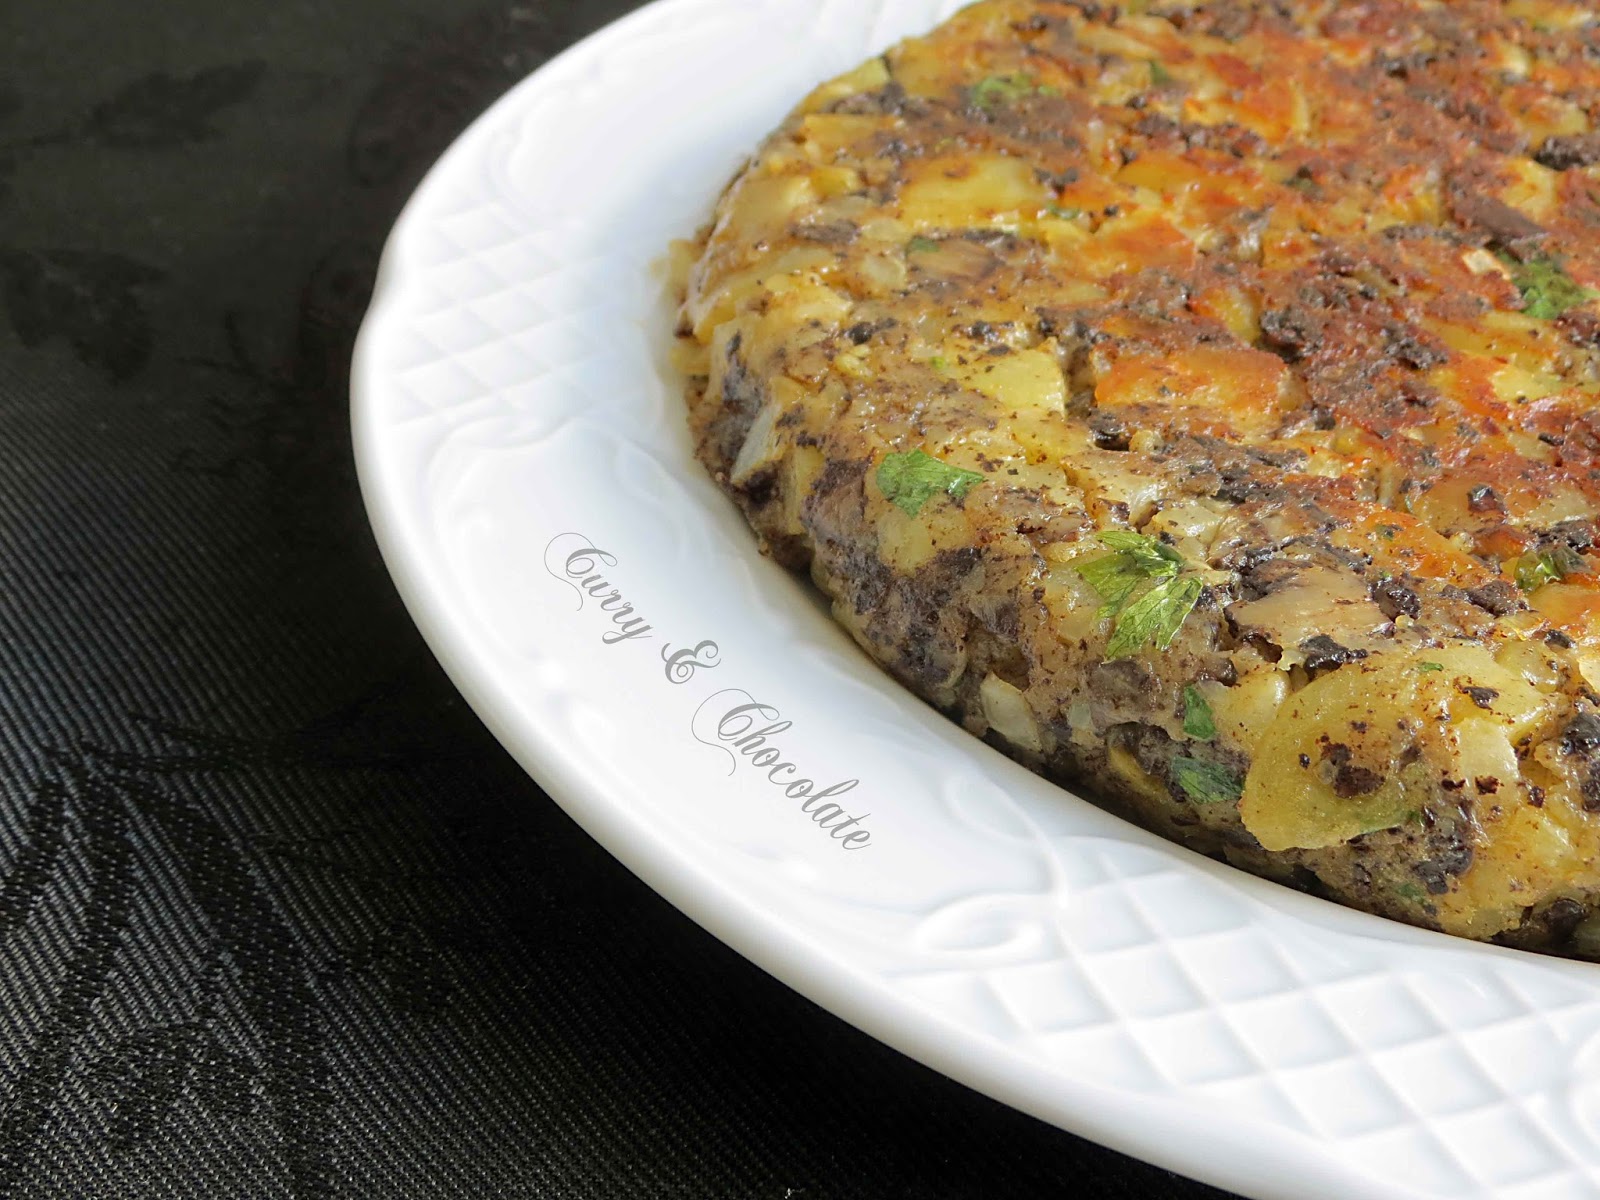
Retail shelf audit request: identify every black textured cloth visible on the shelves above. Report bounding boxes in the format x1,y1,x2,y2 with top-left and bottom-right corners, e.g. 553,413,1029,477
0,2,1239,1196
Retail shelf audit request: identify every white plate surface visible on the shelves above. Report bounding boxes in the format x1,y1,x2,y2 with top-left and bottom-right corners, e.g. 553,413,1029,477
351,3,1600,1197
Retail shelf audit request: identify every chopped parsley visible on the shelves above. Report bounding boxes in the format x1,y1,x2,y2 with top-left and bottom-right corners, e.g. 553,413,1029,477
1396,882,1426,903
1107,576,1204,659
970,73,1054,111
1501,253,1594,320
1097,528,1185,567
1418,662,1445,673
1075,531,1180,612
876,450,985,517
1148,60,1173,86
1172,756,1243,806
1182,686,1217,741
1515,546,1586,592
907,235,939,254
928,355,951,373
1072,531,1204,659
1047,205,1082,220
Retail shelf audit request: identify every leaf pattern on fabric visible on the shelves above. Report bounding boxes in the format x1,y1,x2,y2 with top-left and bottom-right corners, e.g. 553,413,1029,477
80,759,338,1195
319,919,459,1016
87,1024,262,1150
0,249,165,381
93,672,471,779
84,62,266,148
0,762,137,1181
0,4,1235,1199
346,8,558,184
0,776,69,942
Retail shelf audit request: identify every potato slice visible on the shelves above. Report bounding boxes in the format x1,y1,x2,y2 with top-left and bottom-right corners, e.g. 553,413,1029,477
1242,646,1556,852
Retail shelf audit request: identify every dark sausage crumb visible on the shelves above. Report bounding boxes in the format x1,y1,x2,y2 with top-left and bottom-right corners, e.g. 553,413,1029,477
1466,485,1502,513
1465,581,1522,616
1563,713,1600,756
1300,635,1369,671
1413,840,1473,896
1321,742,1383,797
1372,576,1422,620
1535,133,1600,171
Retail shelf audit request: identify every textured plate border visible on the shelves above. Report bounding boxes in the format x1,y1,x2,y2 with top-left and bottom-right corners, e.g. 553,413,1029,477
352,3,1600,1197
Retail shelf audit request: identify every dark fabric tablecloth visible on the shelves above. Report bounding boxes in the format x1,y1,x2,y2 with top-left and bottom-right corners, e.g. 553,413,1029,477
0,1,1241,1196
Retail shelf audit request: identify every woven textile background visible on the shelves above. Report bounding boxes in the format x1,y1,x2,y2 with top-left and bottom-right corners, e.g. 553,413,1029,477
0,0,1235,1195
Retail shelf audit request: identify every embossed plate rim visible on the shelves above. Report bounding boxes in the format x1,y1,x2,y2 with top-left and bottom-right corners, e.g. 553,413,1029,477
352,3,1600,1199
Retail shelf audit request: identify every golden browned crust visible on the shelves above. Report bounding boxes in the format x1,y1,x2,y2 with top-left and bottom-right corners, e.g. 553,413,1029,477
676,0,1600,952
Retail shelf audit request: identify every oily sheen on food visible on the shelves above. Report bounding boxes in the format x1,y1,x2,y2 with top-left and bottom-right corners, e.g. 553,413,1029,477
676,0,1600,952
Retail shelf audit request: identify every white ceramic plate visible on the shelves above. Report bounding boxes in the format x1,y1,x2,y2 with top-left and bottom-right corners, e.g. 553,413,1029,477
351,3,1600,1196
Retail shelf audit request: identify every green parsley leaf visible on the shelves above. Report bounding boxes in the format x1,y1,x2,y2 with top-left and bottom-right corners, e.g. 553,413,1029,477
1417,662,1445,673
1517,554,1560,592
1285,174,1316,194
1047,204,1081,220
1073,532,1202,658
1074,532,1178,617
928,355,951,373
1182,685,1217,741
971,73,1040,111
1515,546,1586,592
1149,60,1173,86
876,450,986,517
1074,554,1153,618
1096,530,1184,572
1172,756,1243,805
907,235,939,254
1105,575,1204,659
1502,253,1595,320
1396,882,1426,903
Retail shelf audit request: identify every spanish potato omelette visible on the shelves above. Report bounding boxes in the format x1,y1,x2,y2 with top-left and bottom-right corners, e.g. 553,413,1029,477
675,0,1600,952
